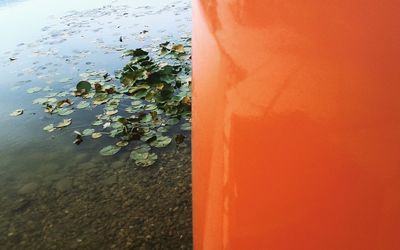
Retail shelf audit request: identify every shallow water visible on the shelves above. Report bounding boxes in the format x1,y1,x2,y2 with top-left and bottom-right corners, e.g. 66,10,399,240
0,0,192,249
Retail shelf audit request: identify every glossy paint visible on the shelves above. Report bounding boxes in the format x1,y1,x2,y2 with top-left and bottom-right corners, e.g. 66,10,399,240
192,0,400,249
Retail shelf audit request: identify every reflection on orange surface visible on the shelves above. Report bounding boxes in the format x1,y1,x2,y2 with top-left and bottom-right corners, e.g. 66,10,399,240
192,0,400,249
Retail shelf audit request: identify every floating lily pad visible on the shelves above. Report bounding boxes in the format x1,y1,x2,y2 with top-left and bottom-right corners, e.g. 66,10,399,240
27,87,42,94
150,136,172,148
99,145,120,156
43,124,56,132
130,144,151,161
57,108,74,116
134,152,158,167
145,104,157,111
131,100,142,106
10,109,24,116
105,110,118,116
82,128,95,136
33,97,49,105
91,132,102,139
116,141,129,147
76,81,91,92
76,101,90,109
181,122,191,131
167,118,180,125
92,120,103,126
56,119,72,128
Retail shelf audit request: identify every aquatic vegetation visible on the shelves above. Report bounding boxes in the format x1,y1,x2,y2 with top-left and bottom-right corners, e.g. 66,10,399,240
9,109,24,116
15,39,191,167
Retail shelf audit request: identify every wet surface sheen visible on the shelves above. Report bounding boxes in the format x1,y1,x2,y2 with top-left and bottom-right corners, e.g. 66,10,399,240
193,0,400,249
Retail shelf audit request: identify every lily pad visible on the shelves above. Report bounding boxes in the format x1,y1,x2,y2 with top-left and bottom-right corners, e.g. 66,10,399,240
134,152,158,167
76,81,91,92
76,101,90,109
57,108,74,116
150,136,172,148
43,124,56,132
130,144,151,160
105,110,118,116
56,119,72,128
82,128,95,136
91,132,102,139
167,118,180,125
181,122,191,131
27,87,42,94
10,109,24,116
99,145,120,156
92,120,103,126
116,141,129,147
33,97,49,105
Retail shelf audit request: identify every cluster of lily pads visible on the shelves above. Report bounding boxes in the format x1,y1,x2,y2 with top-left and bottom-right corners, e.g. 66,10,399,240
11,39,191,167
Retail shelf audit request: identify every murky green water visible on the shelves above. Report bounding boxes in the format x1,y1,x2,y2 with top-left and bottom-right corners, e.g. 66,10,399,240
0,0,192,249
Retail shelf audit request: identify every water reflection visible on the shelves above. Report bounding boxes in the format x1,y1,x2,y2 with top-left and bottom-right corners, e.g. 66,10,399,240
193,0,400,249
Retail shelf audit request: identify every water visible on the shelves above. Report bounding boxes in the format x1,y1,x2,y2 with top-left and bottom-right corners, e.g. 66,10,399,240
0,0,192,249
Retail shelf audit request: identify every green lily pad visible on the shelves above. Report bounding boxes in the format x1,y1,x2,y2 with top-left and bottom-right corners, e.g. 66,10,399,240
76,101,90,109
76,81,92,92
10,109,24,116
145,104,157,111
150,136,172,148
57,108,74,116
43,124,56,132
167,118,180,125
92,120,103,126
116,141,129,147
82,128,95,136
91,132,102,139
130,144,151,159
33,97,49,105
99,145,120,156
140,113,152,123
105,110,118,116
131,100,142,106
125,106,140,113
27,87,42,94
181,122,191,131
157,126,170,133
134,152,158,167
56,119,72,128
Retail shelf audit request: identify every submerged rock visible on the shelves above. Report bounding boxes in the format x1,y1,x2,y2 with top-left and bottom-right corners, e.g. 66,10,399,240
55,179,73,192
17,182,39,195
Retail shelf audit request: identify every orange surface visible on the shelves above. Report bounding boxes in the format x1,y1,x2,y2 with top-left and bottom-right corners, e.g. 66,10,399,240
192,0,400,249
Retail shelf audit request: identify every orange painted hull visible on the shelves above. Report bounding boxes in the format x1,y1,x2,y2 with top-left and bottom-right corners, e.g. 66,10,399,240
192,0,400,249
